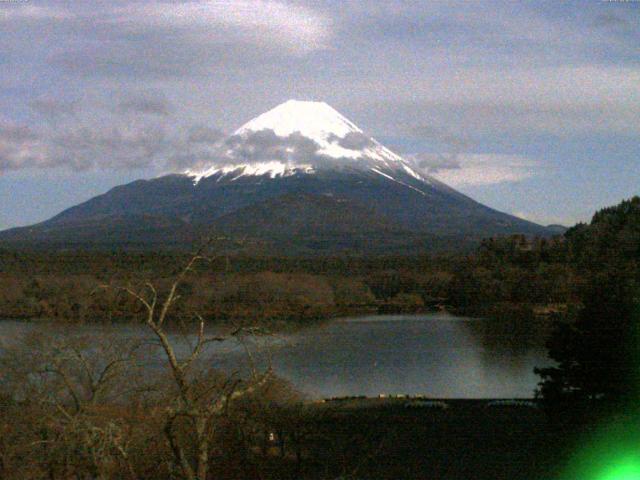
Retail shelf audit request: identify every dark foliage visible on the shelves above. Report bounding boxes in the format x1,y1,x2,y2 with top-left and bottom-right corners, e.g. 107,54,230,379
535,197,640,420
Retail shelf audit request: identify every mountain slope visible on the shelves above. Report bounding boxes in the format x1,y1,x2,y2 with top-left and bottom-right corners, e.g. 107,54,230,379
0,100,552,253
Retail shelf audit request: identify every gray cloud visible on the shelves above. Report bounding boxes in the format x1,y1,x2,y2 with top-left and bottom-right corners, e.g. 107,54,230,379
0,122,171,173
408,153,461,173
111,1,331,54
420,154,539,187
181,128,388,175
47,125,169,170
116,95,172,116
409,125,470,151
3,102,322,175
30,98,77,118
0,123,38,143
2,0,638,139
15,1,330,81
0,121,45,172
401,125,471,175
328,131,374,150
167,129,315,172
224,129,322,164
187,126,225,145
0,104,229,173
592,13,629,29
0,3,638,171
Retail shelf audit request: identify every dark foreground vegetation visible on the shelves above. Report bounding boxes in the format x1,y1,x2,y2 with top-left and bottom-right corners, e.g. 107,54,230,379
0,241,559,480
0,385,567,480
0,196,638,479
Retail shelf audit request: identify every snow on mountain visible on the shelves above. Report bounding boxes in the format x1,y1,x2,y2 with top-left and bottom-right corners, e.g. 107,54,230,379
0,101,552,250
236,100,361,144
185,100,429,186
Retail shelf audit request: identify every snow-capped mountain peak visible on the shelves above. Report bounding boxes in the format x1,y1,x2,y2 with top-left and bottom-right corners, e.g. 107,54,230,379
235,99,361,141
1,99,552,250
185,99,427,186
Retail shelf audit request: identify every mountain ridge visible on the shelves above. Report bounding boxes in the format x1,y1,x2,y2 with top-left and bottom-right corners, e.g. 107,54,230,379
0,100,554,254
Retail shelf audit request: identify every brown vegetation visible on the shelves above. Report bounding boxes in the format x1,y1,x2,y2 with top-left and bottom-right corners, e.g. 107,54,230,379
0,235,581,326
0,247,328,479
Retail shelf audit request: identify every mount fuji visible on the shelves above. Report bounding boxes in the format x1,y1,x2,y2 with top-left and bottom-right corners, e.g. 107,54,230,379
185,100,426,185
0,100,551,253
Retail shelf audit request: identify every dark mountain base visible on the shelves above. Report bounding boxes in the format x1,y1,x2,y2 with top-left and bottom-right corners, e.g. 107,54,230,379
0,170,553,254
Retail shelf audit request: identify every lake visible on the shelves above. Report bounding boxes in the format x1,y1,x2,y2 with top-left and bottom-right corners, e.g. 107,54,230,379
0,313,552,399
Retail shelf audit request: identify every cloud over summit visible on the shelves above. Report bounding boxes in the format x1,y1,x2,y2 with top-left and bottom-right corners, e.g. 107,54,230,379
0,0,637,228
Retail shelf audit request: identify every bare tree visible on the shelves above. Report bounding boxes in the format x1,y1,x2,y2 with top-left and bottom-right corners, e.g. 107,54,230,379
105,241,272,480
0,329,150,479
0,240,290,480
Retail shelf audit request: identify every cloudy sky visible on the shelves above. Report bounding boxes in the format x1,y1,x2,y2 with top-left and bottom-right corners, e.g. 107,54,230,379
1,0,638,229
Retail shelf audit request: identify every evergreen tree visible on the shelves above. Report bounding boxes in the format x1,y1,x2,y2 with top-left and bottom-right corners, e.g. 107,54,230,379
536,273,640,413
536,196,640,420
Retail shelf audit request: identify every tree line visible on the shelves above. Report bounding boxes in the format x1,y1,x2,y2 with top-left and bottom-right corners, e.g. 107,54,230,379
534,196,640,422
0,238,583,325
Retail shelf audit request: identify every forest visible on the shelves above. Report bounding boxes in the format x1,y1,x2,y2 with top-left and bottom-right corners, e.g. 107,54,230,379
0,234,582,326
0,197,638,479
6,200,637,328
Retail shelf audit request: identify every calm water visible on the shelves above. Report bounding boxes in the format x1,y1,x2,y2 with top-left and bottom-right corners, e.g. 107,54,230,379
0,313,551,399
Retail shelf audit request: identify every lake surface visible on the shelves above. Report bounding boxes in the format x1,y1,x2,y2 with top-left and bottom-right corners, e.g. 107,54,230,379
0,313,551,399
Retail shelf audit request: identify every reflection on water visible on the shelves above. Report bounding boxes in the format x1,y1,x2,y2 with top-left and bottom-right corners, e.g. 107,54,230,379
0,313,551,399
263,313,550,399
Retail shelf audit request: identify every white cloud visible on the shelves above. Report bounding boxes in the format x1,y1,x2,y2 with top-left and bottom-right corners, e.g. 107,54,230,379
422,153,539,187
0,5,71,22
0,119,49,172
513,211,580,227
112,0,332,54
0,103,226,174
